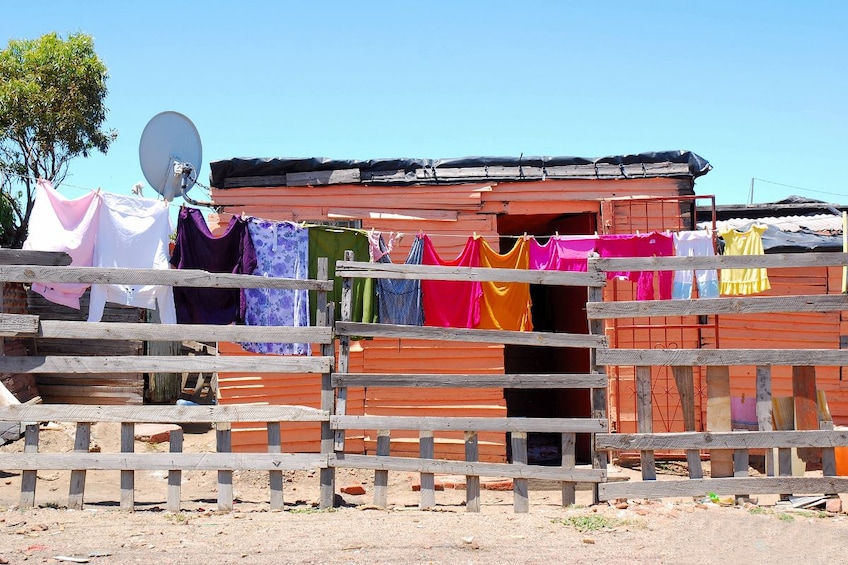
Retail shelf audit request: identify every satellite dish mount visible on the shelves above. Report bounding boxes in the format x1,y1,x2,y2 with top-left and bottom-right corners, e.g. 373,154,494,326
139,111,206,204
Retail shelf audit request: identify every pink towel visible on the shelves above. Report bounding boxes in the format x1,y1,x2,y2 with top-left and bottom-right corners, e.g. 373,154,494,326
529,236,597,272
421,235,482,328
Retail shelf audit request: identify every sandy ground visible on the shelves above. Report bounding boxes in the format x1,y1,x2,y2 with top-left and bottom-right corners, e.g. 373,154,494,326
2,423,848,564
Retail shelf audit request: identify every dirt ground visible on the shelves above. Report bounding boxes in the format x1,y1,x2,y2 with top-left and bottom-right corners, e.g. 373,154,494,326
2,423,848,564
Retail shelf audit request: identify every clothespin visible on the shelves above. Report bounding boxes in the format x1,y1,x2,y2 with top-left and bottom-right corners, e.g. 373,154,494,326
636,229,640,235
555,231,559,238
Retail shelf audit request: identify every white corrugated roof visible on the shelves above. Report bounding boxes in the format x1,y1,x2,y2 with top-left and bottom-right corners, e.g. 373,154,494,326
699,214,843,234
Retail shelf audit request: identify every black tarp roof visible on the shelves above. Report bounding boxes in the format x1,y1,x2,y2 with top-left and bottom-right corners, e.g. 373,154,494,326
210,150,710,188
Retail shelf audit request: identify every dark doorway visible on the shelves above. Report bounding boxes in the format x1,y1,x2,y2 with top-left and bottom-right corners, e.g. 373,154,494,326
498,212,597,464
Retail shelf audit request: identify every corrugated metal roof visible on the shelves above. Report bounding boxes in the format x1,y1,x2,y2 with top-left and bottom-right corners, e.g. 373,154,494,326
701,214,843,235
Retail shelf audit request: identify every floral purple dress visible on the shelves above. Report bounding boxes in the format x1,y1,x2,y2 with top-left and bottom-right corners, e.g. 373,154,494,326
240,219,310,355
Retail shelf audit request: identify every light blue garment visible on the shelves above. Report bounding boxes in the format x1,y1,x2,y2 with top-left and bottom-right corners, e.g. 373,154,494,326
376,236,424,325
672,230,719,299
240,219,310,355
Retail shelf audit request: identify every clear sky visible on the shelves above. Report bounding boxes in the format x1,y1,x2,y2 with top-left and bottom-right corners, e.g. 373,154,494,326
3,1,846,208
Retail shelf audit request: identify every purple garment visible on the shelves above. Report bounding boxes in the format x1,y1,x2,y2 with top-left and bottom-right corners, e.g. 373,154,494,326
240,219,310,355
170,208,256,324
529,236,596,272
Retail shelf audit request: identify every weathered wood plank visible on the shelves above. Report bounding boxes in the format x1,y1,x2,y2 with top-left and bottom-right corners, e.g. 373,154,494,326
599,477,848,501
0,404,328,423
217,423,233,511
19,424,38,508
707,366,734,478
267,422,283,511
592,252,848,272
756,366,775,476
561,432,576,506
465,431,480,513
120,422,135,511
0,355,333,374
335,323,606,349
793,366,820,464
0,249,71,266
167,428,183,512
0,316,333,343
419,431,435,509
596,349,848,366
0,265,333,290
68,422,90,510
595,430,848,450
331,373,608,389
672,366,702,479
511,431,529,513
586,294,848,319
330,454,606,482
332,416,608,433
0,452,328,470
636,367,656,481
373,430,390,508
335,261,605,287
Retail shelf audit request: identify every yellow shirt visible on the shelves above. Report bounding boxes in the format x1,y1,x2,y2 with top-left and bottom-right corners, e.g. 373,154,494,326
720,225,771,295
476,237,533,331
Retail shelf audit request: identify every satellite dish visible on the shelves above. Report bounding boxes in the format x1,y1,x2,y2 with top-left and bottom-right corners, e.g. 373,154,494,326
139,111,202,202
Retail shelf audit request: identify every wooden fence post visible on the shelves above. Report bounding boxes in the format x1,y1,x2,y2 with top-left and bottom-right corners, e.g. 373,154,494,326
120,422,135,511
167,428,183,513
68,422,91,510
316,257,336,509
216,422,233,511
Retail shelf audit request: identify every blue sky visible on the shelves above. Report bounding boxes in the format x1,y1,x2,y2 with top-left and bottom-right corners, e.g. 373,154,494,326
3,1,846,208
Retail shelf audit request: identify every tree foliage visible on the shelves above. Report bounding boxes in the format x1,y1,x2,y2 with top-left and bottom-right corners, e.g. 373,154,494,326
0,32,116,248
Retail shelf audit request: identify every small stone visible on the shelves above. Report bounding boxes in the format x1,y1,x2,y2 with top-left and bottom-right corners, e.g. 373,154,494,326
826,498,842,513
583,538,596,544
340,485,366,496
614,501,629,510
462,536,474,544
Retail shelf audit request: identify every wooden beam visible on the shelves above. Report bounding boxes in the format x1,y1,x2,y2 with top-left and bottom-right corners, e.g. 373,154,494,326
334,261,605,287
591,252,848,272
0,249,71,266
599,476,848,500
0,265,333,291
707,366,734,478
596,349,848,367
335,323,606,349
331,373,608,389
0,315,333,343
465,431,480,513
0,404,328,423
0,355,333,374
587,294,848,320
331,415,608,433
793,366,820,464
330,454,606,482
0,452,328,471
636,366,656,481
511,432,529,513
596,430,848,450
756,366,776,476
671,366,703,479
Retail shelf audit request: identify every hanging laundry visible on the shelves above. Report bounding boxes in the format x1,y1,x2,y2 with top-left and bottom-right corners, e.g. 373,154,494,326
719,224,771,295
240,219,310,355
673,230,719,299
22,179,101,309
375,235,424,326
170,207,256,324
367,229,399,262
596,234,638,282
477,237,533,331
529,235,596,272
87,192,176,323
634,231,674,301
422,235,482,328
308,225,375,324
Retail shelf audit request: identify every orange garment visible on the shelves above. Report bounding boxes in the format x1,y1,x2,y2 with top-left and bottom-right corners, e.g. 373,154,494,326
476,236,533,331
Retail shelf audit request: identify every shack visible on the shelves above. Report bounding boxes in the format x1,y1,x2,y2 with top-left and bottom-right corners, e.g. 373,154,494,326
207,151,713,461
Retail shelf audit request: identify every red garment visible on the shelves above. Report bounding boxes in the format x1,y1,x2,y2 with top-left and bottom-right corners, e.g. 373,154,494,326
596,232,674,300
421,235,482,328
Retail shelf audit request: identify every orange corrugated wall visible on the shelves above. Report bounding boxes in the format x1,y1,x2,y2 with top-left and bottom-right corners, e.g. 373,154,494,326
211,177,692,457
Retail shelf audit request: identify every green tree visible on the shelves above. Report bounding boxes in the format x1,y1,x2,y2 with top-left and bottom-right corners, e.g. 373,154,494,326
0,32,116,248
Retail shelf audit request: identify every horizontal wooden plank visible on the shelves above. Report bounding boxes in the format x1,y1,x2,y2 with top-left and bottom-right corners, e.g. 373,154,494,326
332,373,608,389
598,477,848,501
0,404,328,423
0,315,333,343
587,294,848,319
588,252,848,272
0,355,333,374
332,415,607,433
595,430,848,450
330,454,606,482
596,349,848,366
0,266,333,290
336,322,606,349
0,452,328,471
0,249,72,266
335,261,605,287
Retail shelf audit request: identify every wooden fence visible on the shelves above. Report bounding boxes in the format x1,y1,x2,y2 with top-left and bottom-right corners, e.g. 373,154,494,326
332,257,609,512
587,252,848,501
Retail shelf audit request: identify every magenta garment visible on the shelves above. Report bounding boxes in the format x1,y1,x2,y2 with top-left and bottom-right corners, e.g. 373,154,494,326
529,236,597,272
596,234,637,281
169,208,257,324
421,235,482,328
23,179,101,309
634,232,674,300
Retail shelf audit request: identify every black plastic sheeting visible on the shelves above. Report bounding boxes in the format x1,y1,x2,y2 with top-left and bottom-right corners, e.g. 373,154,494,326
721,222,844,253
209,150,711,188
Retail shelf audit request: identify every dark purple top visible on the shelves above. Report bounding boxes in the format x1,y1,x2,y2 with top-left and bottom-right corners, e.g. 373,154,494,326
170,208,257,324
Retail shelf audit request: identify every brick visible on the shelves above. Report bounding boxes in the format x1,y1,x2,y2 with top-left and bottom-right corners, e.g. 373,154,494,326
134,423,182,444
340,485,366,496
